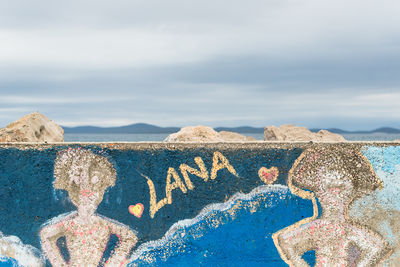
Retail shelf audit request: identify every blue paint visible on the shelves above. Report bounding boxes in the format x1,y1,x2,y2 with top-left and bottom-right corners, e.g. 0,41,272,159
96,147,303,246
303,250,316,266
354,146,400,265
361,146,400,174
56,236,70,263
129,186,314,266
2,145,399,266
361,146,400,210
100,234,120,266
0,148,73,250
0,257,20,267
0,146,303,265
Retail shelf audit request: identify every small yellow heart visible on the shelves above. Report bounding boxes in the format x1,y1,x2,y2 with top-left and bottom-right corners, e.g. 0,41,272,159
258,166,279,185
129,203,144,218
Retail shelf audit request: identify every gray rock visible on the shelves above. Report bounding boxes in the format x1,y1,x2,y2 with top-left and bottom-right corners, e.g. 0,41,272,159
0,112,64,142
218,131,256,141
164,126,257,142
264,124,346,142
164,126,222,142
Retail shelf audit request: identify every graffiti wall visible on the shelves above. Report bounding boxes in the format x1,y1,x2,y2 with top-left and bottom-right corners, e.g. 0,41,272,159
0,143,399,266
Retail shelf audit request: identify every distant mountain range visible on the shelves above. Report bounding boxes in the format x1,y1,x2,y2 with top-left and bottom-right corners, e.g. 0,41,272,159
310,127,400,134
62,123,400,134
63,123,180,134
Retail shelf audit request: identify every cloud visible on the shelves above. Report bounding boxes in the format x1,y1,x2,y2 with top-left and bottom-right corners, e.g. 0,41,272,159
0,0,399,129
1,0,399,68
0,95,136,105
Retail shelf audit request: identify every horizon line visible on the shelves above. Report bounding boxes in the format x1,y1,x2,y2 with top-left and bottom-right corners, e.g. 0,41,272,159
60,123,400,133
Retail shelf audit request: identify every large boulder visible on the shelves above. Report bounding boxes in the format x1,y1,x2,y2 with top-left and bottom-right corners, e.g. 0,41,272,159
164,126,256,142
218,131,256,141
164,126,221,142
264,124,346,142
0,112,64,142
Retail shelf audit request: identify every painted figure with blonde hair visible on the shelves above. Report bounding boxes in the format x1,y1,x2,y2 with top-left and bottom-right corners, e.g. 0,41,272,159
273,146,391,267
40,148,137,266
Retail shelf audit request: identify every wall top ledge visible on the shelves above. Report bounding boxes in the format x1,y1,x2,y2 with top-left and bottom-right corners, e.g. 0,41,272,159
0,141,399,150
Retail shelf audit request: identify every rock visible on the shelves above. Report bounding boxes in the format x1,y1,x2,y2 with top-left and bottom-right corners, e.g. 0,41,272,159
264,124,346,142
164,126,257,142
316,129,346,142
218,131,256,141
164,126,222,142
0,112,64,142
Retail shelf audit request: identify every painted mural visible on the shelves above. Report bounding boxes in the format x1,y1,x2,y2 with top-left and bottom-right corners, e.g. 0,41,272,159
0,143,398,266
41,148,137,266
273,147,391,267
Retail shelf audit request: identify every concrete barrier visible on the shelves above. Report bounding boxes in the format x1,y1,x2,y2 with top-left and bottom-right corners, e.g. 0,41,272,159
0,142,399,266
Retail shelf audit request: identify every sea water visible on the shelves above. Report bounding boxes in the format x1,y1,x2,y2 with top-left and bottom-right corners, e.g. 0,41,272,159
64,133,400,142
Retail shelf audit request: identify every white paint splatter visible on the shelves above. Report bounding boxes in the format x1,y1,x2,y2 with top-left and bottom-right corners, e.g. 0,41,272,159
0,231,45,267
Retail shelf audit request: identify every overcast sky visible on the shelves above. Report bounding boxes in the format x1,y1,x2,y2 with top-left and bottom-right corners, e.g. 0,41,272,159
1,0,399,130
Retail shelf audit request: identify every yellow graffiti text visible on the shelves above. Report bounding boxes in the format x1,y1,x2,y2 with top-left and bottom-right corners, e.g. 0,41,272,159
146,151,237,218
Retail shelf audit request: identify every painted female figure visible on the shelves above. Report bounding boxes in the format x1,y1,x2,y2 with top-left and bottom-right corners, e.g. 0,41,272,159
273,146,391,267
40,148,137,266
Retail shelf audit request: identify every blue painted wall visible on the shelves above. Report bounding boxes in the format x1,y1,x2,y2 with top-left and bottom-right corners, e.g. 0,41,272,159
1,144,398,266
0,147,301,248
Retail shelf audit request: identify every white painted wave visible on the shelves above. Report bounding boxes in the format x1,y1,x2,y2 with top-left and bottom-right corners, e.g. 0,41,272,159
0,231,45,267
128,184,289,265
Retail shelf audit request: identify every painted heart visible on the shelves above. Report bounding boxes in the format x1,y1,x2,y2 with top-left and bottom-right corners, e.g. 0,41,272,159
129,203,144,218
258,166,279,185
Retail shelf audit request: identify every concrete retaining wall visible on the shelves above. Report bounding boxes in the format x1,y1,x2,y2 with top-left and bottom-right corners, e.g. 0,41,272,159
0,142,399,266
